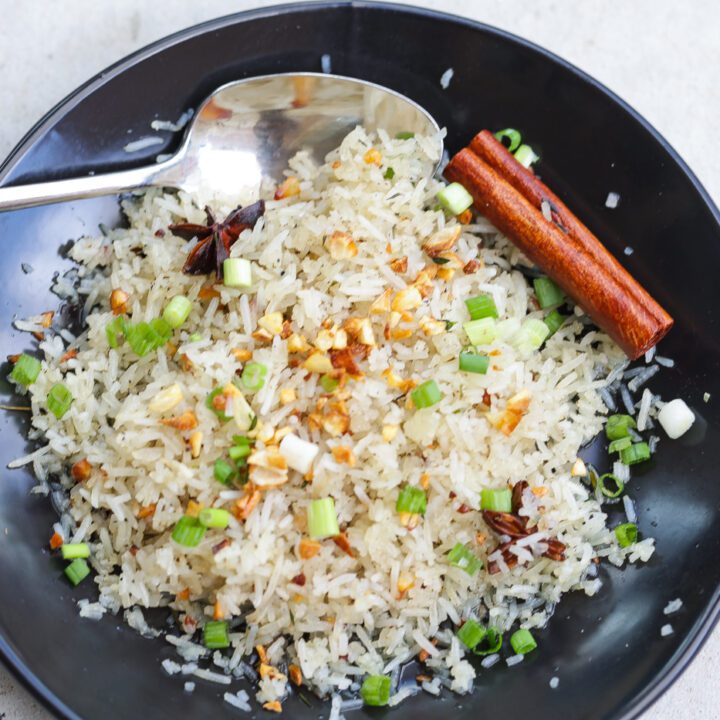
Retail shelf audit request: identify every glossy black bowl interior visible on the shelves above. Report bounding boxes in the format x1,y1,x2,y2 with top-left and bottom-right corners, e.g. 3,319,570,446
1,3,719,719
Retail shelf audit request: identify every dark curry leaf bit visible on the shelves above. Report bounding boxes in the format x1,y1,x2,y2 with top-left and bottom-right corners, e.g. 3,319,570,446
168,201,265,279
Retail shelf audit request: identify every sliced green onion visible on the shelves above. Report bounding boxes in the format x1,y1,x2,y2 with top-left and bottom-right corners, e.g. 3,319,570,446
396,485,427,515
447,543,482,575
206,387,231,422
510,628,537,655
598,473,624,498
411,379,443,409
149,317,173,346
360,675,391,707
457,619,486,650
9,354,41,386
608,437,632,454
615,522,638,548
223,258,252,288
320,374,339,393
203,620,230,649
514,318,550,354
228,444,251,461
61,543,90,560
307,497,340,540
605,414,636,440
481,488,512,512
171,515,206,547
464,317,497,346
383,167,395,180
473,626,503,656
241,362,267,391
533,277,564,309
465,294,498,320
214,458,236,485
188,332,203,343
621,442,651,466
544,310,567,337
459,352,489,375
199,508,230,529
64,558,91,586
105,316,127,349
232,435,252,448
514,144,539,168
395,131,415,140
47,383,73,419
494,128,522,153
162,295,193,329
437,182,473,215
125,321,162,357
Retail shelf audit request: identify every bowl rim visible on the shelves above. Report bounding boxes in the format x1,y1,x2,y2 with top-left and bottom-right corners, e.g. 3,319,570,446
2,3,719,719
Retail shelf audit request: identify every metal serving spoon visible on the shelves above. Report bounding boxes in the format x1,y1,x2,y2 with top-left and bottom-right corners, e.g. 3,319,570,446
0,73,441,212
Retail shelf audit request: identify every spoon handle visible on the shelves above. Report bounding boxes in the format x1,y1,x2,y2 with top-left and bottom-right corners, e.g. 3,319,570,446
0,160,179,212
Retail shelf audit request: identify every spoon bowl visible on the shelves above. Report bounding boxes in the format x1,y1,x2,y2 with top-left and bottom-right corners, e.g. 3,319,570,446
0,73,441,211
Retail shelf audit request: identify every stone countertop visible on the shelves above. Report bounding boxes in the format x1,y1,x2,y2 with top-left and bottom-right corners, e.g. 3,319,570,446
1,1,718,718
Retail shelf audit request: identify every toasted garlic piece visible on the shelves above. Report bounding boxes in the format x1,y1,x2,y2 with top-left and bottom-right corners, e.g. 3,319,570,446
299,538,322,559
418,316,446,337
232,348,253,362
422,225,461,257
494,389,532,436
248,448,289,488
303,351,334,374
110,289,129,315
412,265,437,298
314,328,337,352
389,256,408,273
326,231,358,260
160,410,198,431
382,424,399,442
392,286,422,312
370,288,393,315
287,333,311,353
258,311,284,336
148,383,184,414
274,176,300,200
331,445,356,466
344,317,375,346
188,431,203,458
279,388,297,405
397,572,415,596
363,148,382,165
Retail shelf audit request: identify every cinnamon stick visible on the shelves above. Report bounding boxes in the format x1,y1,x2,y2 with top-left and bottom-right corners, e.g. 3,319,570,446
444,143,672,359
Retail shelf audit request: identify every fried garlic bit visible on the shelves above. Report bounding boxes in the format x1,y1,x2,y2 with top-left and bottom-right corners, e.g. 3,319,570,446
326,230,358,260
274,176,300,200
343,317,375,346
422,225,461,258
248,448,288,488
493,389,531,436
258,311,284,336
391,286,422,312
110,289,129,315
160,410,198,431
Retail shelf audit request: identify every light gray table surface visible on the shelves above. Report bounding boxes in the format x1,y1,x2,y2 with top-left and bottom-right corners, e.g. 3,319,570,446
1,1,718,718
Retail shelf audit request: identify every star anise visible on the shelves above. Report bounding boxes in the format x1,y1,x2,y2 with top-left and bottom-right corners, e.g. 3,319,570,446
483,481,566,574
168,200,265,280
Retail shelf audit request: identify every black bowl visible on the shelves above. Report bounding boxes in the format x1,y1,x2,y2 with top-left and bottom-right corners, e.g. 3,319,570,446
1,3,719,719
